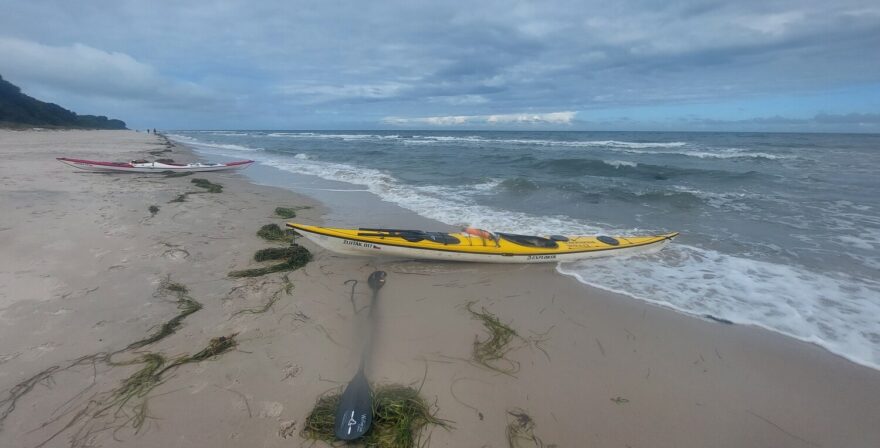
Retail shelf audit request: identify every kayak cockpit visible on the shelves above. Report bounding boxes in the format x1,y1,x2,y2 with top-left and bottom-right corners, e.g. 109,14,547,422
357,229,461,245
498,233,559,248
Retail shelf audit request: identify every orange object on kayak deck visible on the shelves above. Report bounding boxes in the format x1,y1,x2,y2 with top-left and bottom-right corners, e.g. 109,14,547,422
463,227,494,238
463,227,499,246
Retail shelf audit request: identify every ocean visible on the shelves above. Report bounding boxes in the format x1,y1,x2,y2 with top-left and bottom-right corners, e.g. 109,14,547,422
168,130,880,370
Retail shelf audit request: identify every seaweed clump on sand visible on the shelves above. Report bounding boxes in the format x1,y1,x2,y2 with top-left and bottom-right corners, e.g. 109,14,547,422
256,223,295,242
274,206,311,219
191,178,223,193
168,193,188,203
124,277,202,351
506,409,546,448
99,353,168,432
162,171,193,178
234,275,292,316
167,178,223,203
254,246,299,262
183,334,238,363
229,245,312,278
65,334,238,442
0,365,61,429
303,385,448,448
466,302,521,375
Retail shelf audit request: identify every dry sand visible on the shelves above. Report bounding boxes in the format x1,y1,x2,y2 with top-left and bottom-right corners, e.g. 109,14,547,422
1,129,878,448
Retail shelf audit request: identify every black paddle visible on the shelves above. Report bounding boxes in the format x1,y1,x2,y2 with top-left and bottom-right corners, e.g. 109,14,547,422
334,270,387,441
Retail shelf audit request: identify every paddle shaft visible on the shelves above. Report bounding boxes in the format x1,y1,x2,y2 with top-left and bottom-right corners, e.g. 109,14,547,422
359,270,386,372
334,271,386,441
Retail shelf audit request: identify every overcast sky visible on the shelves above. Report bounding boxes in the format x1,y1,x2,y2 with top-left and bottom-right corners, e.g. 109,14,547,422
1,0,878,132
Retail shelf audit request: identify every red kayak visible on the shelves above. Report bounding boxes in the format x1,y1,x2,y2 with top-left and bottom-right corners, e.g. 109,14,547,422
57,158,254,173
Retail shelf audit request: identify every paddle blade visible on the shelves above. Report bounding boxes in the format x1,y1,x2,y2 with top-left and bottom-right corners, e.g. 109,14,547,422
334,370,373,440
368,270,387,292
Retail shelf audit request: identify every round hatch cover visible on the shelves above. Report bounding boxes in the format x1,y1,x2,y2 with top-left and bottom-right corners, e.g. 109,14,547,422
597,235,620,246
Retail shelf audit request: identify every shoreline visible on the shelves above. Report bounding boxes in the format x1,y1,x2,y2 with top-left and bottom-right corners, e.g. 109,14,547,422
1,129,878,447
178,132,880,372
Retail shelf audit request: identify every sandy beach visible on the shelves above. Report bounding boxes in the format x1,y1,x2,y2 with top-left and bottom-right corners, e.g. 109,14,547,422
1,129,879,448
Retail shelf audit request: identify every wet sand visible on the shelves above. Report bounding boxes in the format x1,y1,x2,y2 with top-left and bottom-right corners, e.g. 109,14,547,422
1,129,878,448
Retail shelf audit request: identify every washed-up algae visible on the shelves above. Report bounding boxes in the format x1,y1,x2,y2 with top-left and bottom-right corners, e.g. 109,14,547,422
183,334,238,363
0,366,61,430
162,171,192,178
36,334,239,448
254,246,299,262
303,385,449,448
466,302,521,375
233,275,292,316
0,277,201,433
229,245,312,278
506,409,547,448
124,277,202,351
274,206,311,219
168,193,188,203
167,178,223,203
107,334,239,426
256,223,294,242
128,335,237,420
191,178,223,193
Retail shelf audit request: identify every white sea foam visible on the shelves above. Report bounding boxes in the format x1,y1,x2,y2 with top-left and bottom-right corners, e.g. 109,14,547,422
557,245,880,370
611,147,790,160
267,132,399,140
834,235,876,251
213,131,791,160
675,149,787,160
203,131,249,136
408,135,689,149
603,159,638,168
554,140,687,149
166,134,263,152
671,186,758,211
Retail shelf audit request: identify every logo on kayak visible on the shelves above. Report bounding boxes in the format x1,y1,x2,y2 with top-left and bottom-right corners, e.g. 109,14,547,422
343,239,380,250
526,254,557,260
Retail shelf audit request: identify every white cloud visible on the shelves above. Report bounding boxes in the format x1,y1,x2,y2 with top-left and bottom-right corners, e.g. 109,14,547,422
428,94,489,105
487,111,575,124
384,111,576,126
0,37,209,103
737,11,806,36
278,82,409,102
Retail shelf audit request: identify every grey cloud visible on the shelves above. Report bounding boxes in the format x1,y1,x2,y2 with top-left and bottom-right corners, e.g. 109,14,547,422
814,113,880,124
0,37,216,109
0,0,877,129
685,113,880,127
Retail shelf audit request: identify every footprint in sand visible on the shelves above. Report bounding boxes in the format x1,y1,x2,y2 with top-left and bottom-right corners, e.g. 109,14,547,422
162,247,190,261
259,401,284,418
0,352,22,365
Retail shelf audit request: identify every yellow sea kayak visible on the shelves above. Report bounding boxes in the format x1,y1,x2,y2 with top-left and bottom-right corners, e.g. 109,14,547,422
287,223,678,263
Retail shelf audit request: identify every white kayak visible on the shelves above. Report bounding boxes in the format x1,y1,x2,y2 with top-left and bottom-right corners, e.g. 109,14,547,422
57,157,254,173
